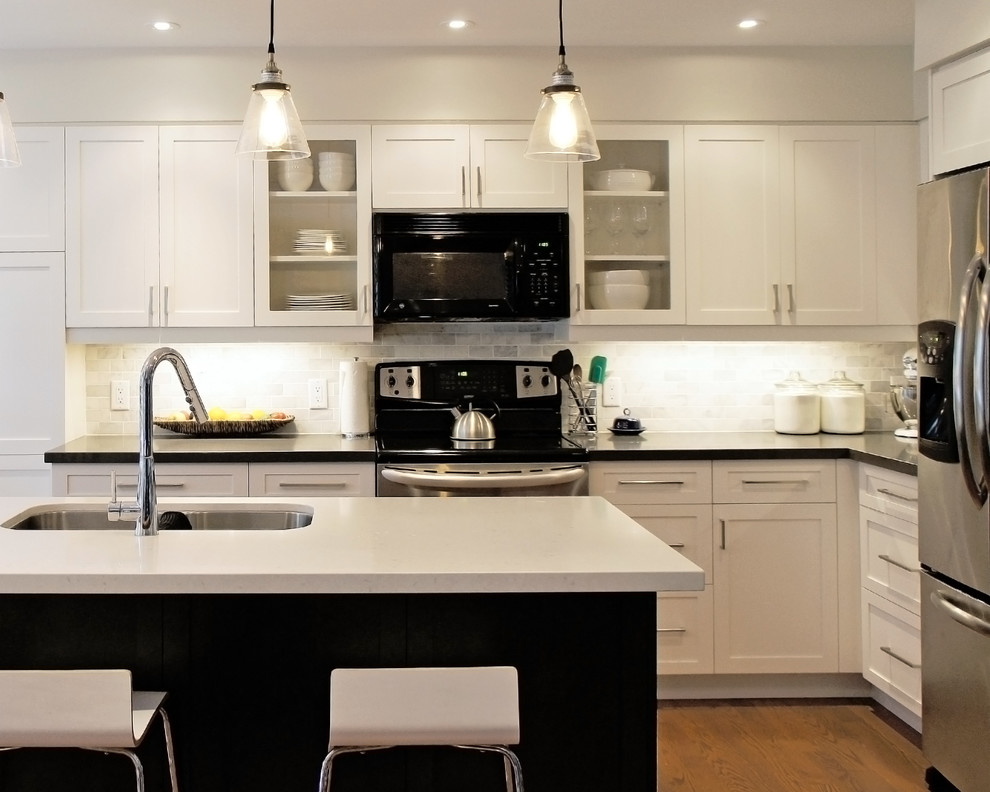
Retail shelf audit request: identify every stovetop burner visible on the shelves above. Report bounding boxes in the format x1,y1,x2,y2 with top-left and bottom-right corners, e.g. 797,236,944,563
374,359,588,463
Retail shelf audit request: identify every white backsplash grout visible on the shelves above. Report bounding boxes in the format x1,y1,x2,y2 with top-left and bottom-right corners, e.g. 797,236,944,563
80,325,915,436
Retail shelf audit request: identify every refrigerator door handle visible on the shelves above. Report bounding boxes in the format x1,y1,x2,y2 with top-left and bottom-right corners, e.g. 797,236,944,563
932,589,990,638
952,253,989,505
974,260,990,488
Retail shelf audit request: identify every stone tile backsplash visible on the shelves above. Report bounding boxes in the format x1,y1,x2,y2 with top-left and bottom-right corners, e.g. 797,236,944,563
81,325,916,436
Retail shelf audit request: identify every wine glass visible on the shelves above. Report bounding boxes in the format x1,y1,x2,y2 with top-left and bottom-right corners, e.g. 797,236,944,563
584,204,599,254
631,204,651,253
606,202,626,253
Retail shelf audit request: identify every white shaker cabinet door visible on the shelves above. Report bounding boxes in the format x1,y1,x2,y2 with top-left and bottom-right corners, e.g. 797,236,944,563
159,126,254,327
65,127,159,327
0,126,65,252
685,126,781,324
779,126,877,326
371,125,470,208
469,125,568,208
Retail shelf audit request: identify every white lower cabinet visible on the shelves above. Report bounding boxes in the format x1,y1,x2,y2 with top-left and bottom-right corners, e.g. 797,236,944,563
51,462,375,498
858,464,921,718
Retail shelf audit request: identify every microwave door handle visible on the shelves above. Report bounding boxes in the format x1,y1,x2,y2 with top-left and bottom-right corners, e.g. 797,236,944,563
953,253,989,505
973,260,990,488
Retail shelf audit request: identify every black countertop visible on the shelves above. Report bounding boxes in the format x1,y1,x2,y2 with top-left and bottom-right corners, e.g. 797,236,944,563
46,431,917,475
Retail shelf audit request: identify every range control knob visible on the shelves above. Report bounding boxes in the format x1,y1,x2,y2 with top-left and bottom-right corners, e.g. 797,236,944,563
522,374,533,388
405,375,416,389
386,375,397,389
541,374,551,388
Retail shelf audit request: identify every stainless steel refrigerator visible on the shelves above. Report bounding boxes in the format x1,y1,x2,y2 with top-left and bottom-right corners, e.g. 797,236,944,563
918,166,990,792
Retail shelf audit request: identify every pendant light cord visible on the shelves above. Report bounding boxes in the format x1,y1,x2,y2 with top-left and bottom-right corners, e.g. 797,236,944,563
557,0,566,58
268,0,276,56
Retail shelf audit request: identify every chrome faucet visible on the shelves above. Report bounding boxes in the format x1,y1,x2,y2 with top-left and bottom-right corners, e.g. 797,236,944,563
108,347,208,536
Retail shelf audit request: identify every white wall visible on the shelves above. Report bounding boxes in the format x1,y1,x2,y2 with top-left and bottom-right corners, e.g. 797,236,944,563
915,0,990,69
1,46,915,124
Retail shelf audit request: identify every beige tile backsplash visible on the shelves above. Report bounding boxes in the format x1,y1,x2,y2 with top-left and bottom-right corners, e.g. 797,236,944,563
81,325,915,436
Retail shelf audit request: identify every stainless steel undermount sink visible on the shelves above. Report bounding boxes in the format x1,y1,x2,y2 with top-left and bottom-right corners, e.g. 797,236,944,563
1,503,314,531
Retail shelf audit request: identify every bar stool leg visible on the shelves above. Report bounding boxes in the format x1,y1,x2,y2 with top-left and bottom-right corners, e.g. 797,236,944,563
88,747,145,792
159,706,180,792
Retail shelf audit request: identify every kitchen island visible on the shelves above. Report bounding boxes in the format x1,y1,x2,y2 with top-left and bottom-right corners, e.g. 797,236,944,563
0,495,702,792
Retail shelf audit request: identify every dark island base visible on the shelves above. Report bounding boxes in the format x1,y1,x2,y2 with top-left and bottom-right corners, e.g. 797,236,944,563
0,592,658,792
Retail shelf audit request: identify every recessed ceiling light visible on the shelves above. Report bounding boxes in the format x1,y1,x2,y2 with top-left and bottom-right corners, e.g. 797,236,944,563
150,21,180,32
443,19,474,31
737,19,763,30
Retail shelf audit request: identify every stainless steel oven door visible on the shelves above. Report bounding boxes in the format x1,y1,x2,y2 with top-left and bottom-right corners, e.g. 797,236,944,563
377,463,589,497
922,571,990,792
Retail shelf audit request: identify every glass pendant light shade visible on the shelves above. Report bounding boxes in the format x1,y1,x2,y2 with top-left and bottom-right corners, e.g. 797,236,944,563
525,62,599,162
235,58,310,160
236,0,310,161
0,92,22,168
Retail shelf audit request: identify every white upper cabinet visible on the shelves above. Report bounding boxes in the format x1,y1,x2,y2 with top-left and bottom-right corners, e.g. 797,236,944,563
0,126,65,252
685,126,781,325
686,124,913,327
371,124,567,209
65,125,254,328
931,47,990,176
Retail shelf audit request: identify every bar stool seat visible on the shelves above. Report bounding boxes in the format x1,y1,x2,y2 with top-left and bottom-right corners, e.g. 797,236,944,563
320,666,524,792
0,669,179,792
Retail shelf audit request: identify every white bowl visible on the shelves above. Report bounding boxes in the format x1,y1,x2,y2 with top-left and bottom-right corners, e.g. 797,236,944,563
278,169,314,191
319,172,356,191
279,158,314,171
588,283,650,310
591,169,654,191
587,269,649,286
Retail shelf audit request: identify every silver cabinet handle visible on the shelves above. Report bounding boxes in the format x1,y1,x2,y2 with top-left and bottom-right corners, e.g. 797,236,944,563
932,589,990,638
666,542,686,549
880,646,920,669
877,553,919,574
574,283,581,314
362,284,369,316
618,479,686,486
740,478,809,486
163,284,170,327
657,627,687,634
772,283,780,312
476,165,482,199
876,487,918,503
460,165,466,204
115,481,185,490
148,285,155,326
719,518,726,550
787,283,795,312
277,481,347,489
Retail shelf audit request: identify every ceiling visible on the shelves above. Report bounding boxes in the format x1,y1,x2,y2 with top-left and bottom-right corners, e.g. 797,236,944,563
0,0,914,51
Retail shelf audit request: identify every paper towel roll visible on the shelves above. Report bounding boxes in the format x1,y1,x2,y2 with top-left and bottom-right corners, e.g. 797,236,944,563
339,358,370,437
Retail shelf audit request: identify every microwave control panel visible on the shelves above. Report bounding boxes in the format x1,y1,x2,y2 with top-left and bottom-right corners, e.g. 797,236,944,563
517,240,566,314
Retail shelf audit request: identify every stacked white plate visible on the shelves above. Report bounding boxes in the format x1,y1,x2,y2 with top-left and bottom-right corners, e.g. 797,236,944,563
285,293,355,311
294,229,349,255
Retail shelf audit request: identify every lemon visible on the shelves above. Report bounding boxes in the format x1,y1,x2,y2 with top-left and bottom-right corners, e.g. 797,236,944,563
251,409,267,420
208,406,227,421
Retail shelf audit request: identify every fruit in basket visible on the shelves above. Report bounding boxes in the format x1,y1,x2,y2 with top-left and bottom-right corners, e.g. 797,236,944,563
251,409,267,420
207,406,228,421
269,411,288,420
168,411,190,422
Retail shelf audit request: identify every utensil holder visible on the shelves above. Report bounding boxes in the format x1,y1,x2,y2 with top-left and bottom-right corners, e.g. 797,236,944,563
567,384,598,434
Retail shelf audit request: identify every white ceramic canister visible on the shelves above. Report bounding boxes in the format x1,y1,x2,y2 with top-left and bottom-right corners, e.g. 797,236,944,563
819,370,865,434
773,371,820,434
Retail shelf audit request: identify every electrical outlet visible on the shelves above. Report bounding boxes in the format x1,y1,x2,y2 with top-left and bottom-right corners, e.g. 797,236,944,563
602,375,623,407
111,381,129,411
308,378,328,409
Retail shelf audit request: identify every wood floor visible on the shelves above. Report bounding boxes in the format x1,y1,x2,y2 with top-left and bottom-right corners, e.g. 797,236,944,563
658,699,929,792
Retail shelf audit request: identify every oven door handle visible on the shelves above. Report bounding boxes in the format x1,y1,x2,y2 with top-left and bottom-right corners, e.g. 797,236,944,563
380,465,587,490
932,589,990,638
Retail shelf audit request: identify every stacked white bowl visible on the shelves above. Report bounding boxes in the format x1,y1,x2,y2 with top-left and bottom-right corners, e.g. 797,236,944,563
318,152,356,191
276,158,314,192
591,169,655,191
587,269,650,309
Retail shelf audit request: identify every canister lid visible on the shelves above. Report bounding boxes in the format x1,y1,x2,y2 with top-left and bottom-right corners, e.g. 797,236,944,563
775,371,817,392
820,370,864,392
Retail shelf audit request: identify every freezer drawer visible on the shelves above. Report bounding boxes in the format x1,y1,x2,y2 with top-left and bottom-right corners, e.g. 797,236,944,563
922,572,990,792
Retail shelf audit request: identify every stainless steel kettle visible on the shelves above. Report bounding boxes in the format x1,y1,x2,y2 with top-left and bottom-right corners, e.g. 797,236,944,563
450,401,497,440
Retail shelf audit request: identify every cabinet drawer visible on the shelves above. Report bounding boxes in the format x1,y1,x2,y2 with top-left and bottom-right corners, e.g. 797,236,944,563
590,461,712,504
713,460,836,503
52,463,249,497
861,507,920,613
657,587,714,676
616,503,713,581
859,465,918,524
861,589,921,716
248,463,374,497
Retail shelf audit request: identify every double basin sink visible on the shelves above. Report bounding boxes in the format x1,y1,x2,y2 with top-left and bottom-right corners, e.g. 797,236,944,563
1,503,314,531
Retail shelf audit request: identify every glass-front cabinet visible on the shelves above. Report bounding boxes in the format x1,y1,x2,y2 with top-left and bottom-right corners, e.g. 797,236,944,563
254,125,372,334
568,125,685,332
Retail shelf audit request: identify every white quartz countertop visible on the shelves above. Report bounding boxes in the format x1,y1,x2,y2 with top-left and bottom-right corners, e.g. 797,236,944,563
0,495,704,596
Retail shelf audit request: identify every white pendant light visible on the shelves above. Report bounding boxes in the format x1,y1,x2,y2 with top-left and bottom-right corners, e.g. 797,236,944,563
236,0,310,160
525,0,599,162
0,91,22,168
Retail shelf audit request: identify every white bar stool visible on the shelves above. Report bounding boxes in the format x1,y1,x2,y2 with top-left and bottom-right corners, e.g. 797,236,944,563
319,666,524,792
0,669,179,792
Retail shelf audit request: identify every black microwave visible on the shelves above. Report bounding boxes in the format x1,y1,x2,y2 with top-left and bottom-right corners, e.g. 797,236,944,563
372,212,569,321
